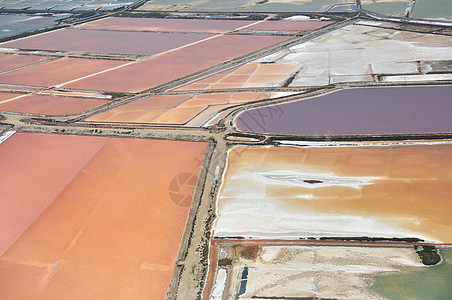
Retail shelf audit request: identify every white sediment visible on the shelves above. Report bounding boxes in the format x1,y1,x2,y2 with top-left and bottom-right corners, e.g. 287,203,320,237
258,169,377,189
230,22,452,87
382,73,452,82
0,131,15,145
210,269,227,299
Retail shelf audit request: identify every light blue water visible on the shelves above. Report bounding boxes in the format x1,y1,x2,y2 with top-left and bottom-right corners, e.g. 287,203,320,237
373,250,452,300
362,2,409,16
411,0,452,20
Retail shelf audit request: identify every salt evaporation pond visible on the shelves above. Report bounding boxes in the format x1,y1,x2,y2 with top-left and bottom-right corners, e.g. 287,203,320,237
236,86,452,136
0,133,207,299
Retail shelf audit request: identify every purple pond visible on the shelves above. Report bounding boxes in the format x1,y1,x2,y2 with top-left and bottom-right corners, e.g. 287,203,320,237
235,86,452,136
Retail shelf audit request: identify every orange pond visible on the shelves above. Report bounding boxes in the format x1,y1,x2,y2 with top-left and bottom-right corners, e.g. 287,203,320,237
0,58,128,88
78,17,255,33
0,94,110,115
86,93,269,125
225,145,452,243
177,62,299,90
2,29,214,56
64,35,291,93
0,133,207,299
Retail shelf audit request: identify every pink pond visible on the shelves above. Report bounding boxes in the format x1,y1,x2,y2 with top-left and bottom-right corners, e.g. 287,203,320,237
2,29,213,56
0,92,22,102
65,35,291,92
0,53,52,73
0,94,110,115
78,17,256,33
0,58,127,88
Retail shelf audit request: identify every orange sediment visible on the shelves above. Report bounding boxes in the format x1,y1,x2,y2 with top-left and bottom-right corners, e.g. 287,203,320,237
176,62,299,90
86,93,269,125
0,133,109,256
0,133,207,299
203,241,219,299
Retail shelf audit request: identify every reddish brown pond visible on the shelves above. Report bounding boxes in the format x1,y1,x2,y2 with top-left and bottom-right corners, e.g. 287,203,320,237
236,86,452,136
65,35,291,92
0,133,207,299
78,17,255,33
0,53,52,73
0,94,110,115
2,29,214,56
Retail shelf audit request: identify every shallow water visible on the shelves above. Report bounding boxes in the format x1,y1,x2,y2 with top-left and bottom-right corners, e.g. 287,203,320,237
362,2,409,16
411,0,452,20
373,250,452,300
0,13,69,39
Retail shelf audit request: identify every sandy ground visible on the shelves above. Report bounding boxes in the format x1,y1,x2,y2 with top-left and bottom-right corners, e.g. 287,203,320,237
212,243,428,299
